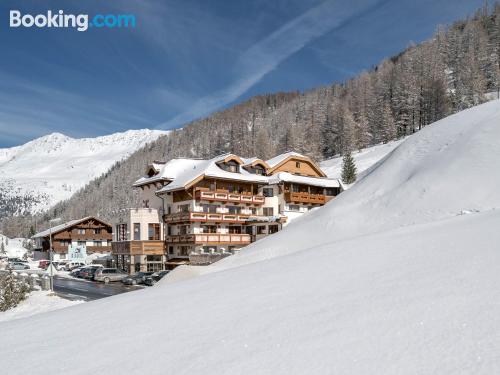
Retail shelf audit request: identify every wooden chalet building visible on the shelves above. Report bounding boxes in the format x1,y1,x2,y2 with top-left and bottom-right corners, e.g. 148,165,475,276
111,152,341,273
32,217,112,261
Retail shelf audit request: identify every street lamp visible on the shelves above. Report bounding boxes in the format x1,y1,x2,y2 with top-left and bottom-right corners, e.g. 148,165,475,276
48,217,62,291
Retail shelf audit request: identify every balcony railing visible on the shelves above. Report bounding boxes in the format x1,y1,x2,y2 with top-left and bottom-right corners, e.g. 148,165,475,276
194,189,265,205
111,240,165,255
163,211,261,224
165,234,251,245
284,192,326,204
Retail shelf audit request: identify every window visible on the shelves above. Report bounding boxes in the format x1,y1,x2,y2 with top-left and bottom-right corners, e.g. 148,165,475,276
146,255,163,272
325,188,337,196
254,167,265,175
228,206,241,214
295,161,301,168
202,204,217,213
133,223,141,240
179,225,189,235
77,241,86,246
289,205,300,212
269,225,279,234
93,228,101,235
178,204,189,213
228,226,242,234
93,241,102,247
292,185,300,193
116,224,127,241
168,246,174,255
257,226,267,235
179,246,189,256
263,188,274,197
77,228,85,234
228,164,238,172
263,207,274,216
201,225,217,234
148,223,160,240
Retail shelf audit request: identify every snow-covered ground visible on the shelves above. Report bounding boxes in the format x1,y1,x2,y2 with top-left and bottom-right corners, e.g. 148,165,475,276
0,291,83,322
1,101,500,374
0,129,168,213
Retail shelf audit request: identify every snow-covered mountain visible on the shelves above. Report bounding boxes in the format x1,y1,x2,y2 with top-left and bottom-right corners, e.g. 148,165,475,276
1,101,499,373
0,129,168,215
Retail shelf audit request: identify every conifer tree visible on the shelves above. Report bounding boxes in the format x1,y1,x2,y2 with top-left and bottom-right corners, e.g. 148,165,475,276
341,151,357,184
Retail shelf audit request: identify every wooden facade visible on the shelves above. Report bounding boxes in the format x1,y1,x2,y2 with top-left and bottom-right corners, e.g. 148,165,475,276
36,217,112,254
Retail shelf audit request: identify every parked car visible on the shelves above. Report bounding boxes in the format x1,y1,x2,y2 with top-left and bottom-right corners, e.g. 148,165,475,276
144,270,170,286
65,262,85,271
38,260,50,270
7,262,30,270
56,261,69,271
94,268,128,283
69,267,84,278
122,272,153,285
77,265,102,279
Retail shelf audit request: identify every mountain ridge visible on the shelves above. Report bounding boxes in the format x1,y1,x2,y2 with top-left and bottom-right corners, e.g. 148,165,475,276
0,129,169,217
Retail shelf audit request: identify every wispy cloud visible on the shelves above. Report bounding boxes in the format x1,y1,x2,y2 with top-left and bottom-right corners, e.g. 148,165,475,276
157,0,385,129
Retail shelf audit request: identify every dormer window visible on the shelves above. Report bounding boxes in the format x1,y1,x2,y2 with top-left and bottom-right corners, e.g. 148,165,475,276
219,160,240,173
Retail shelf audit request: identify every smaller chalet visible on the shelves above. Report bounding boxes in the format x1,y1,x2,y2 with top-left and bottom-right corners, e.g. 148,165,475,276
32,217,112,261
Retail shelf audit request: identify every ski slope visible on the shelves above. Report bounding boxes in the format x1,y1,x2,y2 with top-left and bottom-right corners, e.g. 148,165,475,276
1,101,500,374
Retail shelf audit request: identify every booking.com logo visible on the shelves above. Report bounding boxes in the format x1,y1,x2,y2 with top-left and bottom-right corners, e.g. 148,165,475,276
9,10,136,32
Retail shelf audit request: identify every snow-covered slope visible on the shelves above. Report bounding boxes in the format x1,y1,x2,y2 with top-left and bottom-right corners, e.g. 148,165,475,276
320,138,405,179
1,101,500,374
0,129,168,214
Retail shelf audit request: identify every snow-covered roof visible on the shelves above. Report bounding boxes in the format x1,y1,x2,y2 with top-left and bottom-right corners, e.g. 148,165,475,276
268,172,340,188
133,158,206,187
156,154,269,193
266,151,305,168
138,152,340,194
32,217,110,238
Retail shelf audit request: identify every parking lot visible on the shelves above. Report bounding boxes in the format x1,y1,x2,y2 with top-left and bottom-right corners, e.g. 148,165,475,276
53,276,141,301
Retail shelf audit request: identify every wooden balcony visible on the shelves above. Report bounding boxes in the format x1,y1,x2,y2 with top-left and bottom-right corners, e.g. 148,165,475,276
111,240,165,255
284,192,326,204
194,189,265,205
163,211,262,224
165,234,251,245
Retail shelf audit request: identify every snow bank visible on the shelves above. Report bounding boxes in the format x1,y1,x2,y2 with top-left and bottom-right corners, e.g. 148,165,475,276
1,101,500,374
0,291,83,322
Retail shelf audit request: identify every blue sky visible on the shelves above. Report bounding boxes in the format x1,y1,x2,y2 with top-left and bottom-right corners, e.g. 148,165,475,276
0,0,487,147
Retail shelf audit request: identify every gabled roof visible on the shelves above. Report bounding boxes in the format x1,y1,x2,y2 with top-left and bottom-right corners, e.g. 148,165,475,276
32,217,111,238
241,158,270,170
266,152,326,177
266,151,305,168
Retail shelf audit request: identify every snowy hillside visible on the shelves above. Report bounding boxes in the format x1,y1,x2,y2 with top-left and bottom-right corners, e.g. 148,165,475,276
320,138,405,180
1,101,500,374
0,129,168,215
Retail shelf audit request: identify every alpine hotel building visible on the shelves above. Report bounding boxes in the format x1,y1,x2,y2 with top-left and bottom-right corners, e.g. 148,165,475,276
111,152,341,273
